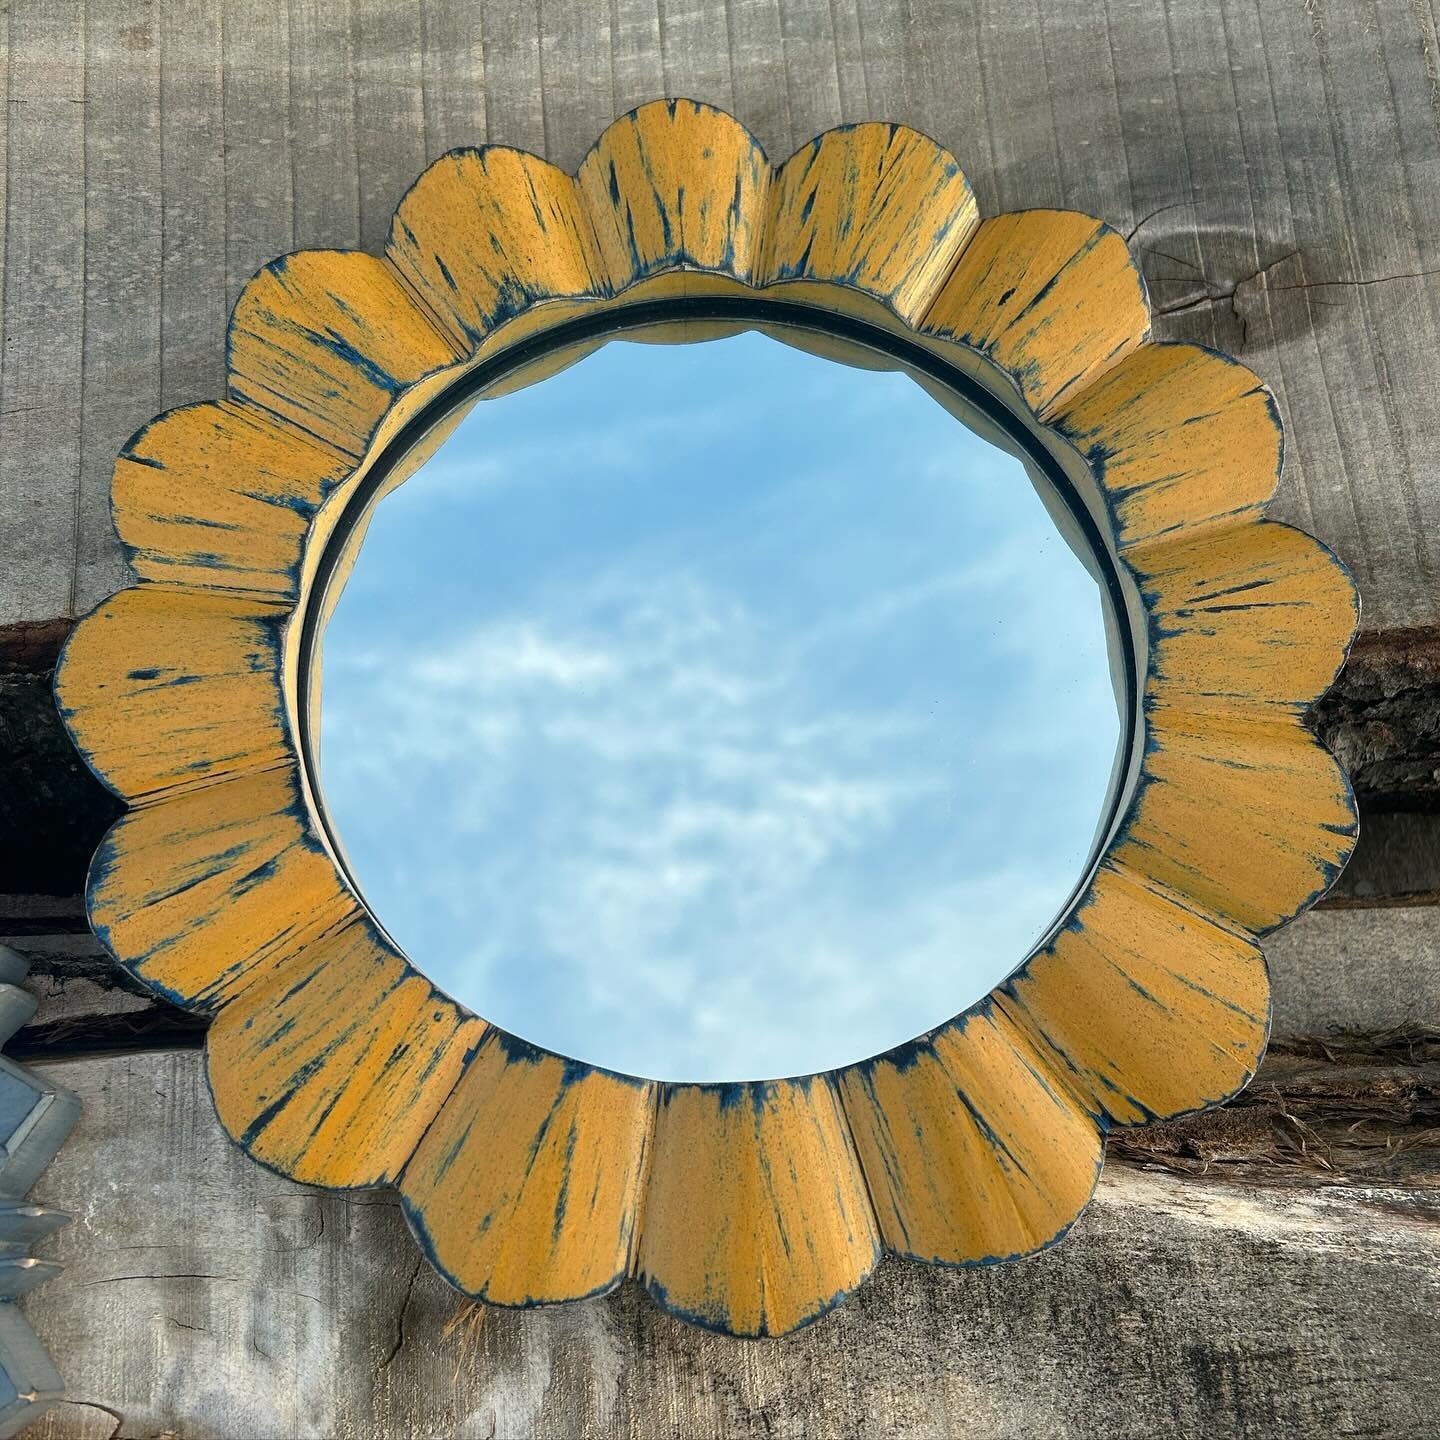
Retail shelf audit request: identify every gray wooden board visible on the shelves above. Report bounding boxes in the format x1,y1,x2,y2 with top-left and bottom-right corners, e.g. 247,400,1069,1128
2,0,1439,630
2,0,87,625
15,1047,1440,1440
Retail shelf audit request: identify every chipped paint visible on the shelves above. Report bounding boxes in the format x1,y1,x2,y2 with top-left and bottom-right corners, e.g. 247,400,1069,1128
53,99,1357,1339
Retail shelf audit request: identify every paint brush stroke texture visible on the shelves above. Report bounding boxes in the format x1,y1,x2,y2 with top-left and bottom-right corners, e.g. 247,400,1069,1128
55,101,1357,1336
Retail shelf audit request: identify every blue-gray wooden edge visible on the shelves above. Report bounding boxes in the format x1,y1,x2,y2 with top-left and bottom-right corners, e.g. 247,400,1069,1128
0,947,77,1438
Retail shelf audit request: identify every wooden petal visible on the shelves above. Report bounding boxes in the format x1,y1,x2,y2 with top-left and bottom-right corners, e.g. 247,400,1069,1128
839,1008,1101,1265
1138,520,1358,714
577,99,771,291
1114,705,1356,934
114,400,351,600
922,211,1149,416
758,123,978,322
401,1034,654,1306
88,767,355,1013
636,1078,880,1337
388,148,606,353
1051,343,1282,548
228,250,461,458
56,587,290,802
206,918,482,1189
998,862,1270,1125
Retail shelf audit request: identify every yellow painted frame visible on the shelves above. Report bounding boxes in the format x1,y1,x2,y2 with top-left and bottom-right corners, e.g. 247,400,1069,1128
55,101,1357,1337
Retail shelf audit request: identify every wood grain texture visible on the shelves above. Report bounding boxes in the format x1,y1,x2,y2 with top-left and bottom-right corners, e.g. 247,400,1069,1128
5,0,1438,631
74,0,162,619
1,0,86,623
19,1047,1440,1440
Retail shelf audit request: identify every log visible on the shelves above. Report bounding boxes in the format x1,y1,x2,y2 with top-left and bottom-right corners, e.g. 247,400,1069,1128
17,1046,1440,1440
1318,629,1440,808
4,610,1440,909
8,867,1439,1061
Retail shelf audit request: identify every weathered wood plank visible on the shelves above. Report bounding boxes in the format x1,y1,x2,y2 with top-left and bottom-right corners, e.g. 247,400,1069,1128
726,0,790,150
74,0,162,616
287,0,360,252
1113,1030,1440,1190
353,0,426,254
157,0,227,414
220,0,294,307
657,2,732,131
0,0,9,390
4,0,1440,630
609,0,664,121
774,0,843,143
418,0,486,156
7,896,1438,1081
477,0,545,160
19,1047,1440,1440
536,1,617,176
0,0,87,624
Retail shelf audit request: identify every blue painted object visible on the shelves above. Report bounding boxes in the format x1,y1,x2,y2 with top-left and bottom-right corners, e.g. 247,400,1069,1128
0,946,77,1438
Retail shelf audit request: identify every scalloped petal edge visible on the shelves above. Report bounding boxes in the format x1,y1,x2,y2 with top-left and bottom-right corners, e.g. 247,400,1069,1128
54,99,1359,1338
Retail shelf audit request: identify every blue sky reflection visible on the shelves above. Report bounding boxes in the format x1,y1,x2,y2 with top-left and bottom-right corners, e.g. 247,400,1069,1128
318,330,1122,1081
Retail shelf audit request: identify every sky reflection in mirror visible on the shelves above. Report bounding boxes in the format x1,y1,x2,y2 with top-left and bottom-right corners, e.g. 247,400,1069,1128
318,329,1123,1082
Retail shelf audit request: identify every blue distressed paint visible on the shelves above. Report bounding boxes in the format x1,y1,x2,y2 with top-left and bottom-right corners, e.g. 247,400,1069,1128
551,1120,579,1242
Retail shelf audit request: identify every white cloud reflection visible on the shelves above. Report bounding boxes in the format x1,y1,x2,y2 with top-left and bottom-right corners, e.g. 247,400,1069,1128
318,332,1121,1081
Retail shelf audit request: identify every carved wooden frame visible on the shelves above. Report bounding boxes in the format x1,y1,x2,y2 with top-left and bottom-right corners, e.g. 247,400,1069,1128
55,101,1357,1337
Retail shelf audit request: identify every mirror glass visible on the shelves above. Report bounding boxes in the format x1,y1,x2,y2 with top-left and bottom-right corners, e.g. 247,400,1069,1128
315,327,1127,1082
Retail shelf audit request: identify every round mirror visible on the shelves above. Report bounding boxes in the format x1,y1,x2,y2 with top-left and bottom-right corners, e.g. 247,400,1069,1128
313,326,1129,1082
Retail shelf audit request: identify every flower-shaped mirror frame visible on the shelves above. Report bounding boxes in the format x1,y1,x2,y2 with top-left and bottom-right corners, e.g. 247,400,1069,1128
56,100,1357,1338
